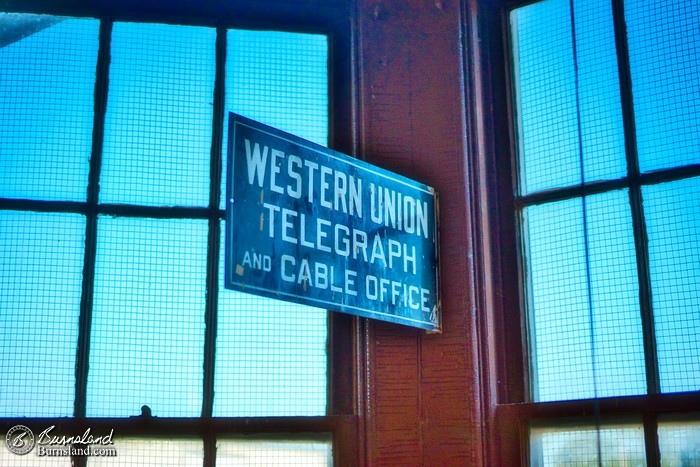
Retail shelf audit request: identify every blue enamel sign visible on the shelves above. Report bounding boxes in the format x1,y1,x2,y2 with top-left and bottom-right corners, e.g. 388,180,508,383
225,114,441,331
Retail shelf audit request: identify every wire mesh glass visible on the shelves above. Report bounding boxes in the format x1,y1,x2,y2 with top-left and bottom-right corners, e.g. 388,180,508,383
1,8,333,457
0,455,71,467
658,418,700,466
87,438,202,466
529,423,646,466
221,29,328,209
216,438,332,466
523,190,645,402
0,14,98,202
87,217,208,417
626,0,700,173
0,211,85,417
0,442,73,466
510,0,626,196
215,29,329,416
643,177,700,394
214,223,328,417
100,22,216,207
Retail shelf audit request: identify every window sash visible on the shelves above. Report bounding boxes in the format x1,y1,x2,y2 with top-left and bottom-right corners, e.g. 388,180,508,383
506,0,700,464
509,0,700,405
0,2,353,464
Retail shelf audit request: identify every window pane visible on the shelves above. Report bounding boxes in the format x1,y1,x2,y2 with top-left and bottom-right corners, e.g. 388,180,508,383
658,418,700,466
215,223,328,417
530,423,645,466
524,191,645,402
215,30,329,416
0,211,84,417
217,438,332,466
627,0,700,172
221,30,328,209
87,218,207,417
510,0,625,195
88,439,202,466
0,15,98,201
100,23,215,207
0,449,71,467
644,177,700,393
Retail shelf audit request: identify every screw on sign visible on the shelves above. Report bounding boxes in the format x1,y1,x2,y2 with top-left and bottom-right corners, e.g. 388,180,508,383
6,425,36,455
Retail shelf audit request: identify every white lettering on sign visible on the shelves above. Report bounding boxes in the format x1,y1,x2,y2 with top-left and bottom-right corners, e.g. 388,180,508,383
233,130,438,329
243,138,432,237
260,203,419,275
280,255,358,296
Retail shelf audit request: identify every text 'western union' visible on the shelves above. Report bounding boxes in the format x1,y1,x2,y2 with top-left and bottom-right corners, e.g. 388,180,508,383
245,139,430,239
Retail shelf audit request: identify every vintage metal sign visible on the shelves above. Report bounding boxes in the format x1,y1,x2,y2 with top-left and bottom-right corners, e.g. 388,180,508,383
225,113,441,331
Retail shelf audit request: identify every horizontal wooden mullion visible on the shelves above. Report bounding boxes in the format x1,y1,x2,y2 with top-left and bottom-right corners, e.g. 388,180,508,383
503,392,700,423
515,163,700,209
0,198,226,220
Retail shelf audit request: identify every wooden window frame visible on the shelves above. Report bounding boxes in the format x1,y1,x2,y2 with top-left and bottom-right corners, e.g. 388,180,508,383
467,0,700,465
0,1,358,465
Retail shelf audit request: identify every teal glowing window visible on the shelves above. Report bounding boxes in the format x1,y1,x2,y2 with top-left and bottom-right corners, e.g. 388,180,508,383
0,14,329,422
511,0,700,404
511,0,700,464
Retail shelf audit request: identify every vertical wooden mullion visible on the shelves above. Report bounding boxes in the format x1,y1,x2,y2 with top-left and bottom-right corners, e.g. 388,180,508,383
643,413,661,467
72,18,112,467
75,17,112,420
611,0,660,399
202,24,227,467
611,1,661,465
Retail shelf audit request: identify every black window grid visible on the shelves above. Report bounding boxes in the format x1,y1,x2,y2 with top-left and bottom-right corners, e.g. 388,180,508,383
508,0,700,464
0,19,230,421
0,14,337,467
